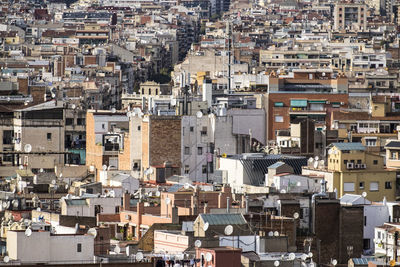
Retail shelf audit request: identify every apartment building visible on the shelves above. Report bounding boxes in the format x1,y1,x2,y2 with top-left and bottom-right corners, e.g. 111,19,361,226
334,2,368,31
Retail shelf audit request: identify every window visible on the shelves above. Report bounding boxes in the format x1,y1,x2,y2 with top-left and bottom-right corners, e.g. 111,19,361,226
275,116,284,123
359,182,364,189
344,182,355,192
201,127,207,136
197,147,203,155
47,133,52,140
357,160,361,164
102,124,105,129
378,231,381,239
77,118,85,125
370,182,379,191
344,160,348,165
190,127,194,132
66,118,73,125
202,165,207,174
385,181,392,189
137,126,141,131
184,146,190,155
363,239,370,250
365,138,377,147
364,216,367,226
77,243,82,252
184,165,189,174
373,160,378,165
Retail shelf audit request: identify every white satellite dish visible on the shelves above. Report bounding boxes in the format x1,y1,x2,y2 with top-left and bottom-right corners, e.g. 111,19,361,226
4,256,9,263
88,228,97,238
313,161,318,169
308,252,313,258
288,253,296,261
184,183,190,190
36,207,41,212
155,191,161,197
136,252,144,261
314,156,319,161
126,111,132,117
65,184,69,190
308,157,314,163
5,202,10,209
165,197,171,205
203,222,209,232
268,231,274,237
18,165,24,170
25,228,32,237
114,245,121,253
51,179,56,185
196,111,203,118
12,200,18,208
274,260,280,267
293,212,299,219
224,225,233,236
2,202,7,209
111,108,116,113
39,168,44,173
301,254,308,261
195,240,202,248
59,173,63,178
205,252,212,262
280,189,286,194
362,192,367,198
332,259,337,266
109,190,115,198
274,231,279,237
71,104,76,109
24,144,32,153
102,165,107,171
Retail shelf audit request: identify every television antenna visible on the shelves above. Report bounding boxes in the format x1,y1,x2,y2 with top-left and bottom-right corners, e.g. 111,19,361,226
136,252,144,261
224,225,233,236
203,222,209,232
25,228,32,237
195,240,202,248
24,144,32,153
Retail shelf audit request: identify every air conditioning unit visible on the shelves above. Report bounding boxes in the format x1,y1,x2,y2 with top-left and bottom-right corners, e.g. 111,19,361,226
326,101,330,104
347,162,354,169
361,164,366,169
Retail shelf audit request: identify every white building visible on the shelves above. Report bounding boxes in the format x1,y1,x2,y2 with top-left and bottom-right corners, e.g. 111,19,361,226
7,230,94,264
61,196,121,217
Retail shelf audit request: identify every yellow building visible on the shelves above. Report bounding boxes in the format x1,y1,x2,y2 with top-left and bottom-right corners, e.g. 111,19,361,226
303,142,396,201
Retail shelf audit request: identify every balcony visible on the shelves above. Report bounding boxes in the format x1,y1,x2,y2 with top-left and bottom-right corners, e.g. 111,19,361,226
104,143,120,151
289,107,327,115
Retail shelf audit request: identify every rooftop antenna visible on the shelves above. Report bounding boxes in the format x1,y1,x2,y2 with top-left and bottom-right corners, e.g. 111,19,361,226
195,240,202,248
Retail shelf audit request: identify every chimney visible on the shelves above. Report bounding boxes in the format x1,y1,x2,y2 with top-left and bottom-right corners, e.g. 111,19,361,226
123,192,130,211
136,201,144,238
172,205,179,224
218,192,225,209
203,203,208,214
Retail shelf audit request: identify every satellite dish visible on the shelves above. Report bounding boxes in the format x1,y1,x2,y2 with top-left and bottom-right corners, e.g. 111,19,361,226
88,228,97,238
195,240,202,248
224,225,233,236
126,111,132,117
289,253,296,261
274,231,279,237
36,207,41,212
5,202,10,209
268,231,274,237
184,183,190,190
156,191,161,197
301,254,308,261
4,256,9,263
39,168,44,173
314,156,319,161
25,228,32,237
293,212,299,219
71,104,76,109
65,184,69,189
313,161,318,169
12,200,18,208
203,222,209,232
2,202,7,209
111,108,116,113
206,252,212,262
24,144,32,153
114,245,121,253
328,149,333,155
362,192,367,198
109,190,115,198
196,111,203,118
136,252,144,261
274,261,280,267
18,165,24,170
308,252,313,258
332,259,337,266
165,197,171,205
280,189,286,194
102,165,107,171
296,182,302,187
59,173,63,178
308,157,314,163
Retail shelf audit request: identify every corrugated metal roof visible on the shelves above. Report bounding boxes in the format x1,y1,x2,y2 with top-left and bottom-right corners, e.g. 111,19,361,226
65,199,87,206
352,258,375,265
167,184,184,192
329,142,365,151
268,161,286,169
200,213,247,226
385,141,400,148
